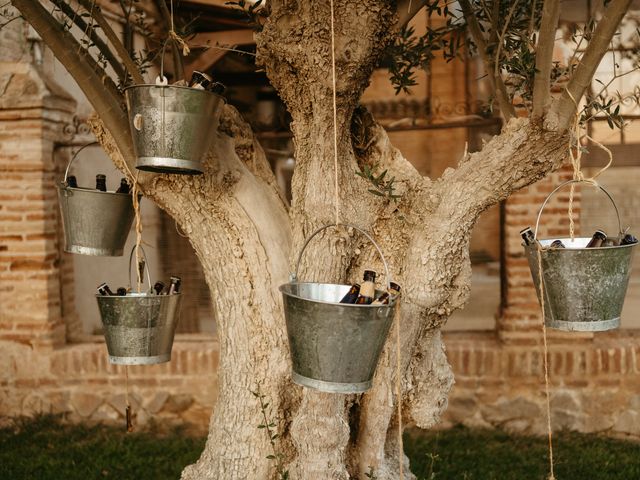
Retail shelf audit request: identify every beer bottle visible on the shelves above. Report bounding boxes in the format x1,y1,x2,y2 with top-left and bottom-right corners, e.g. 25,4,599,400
586,230,607,248
116,287,127,296
519,227,536,246
621,233,639,245
339,284,360,304
189,71,213,90
95,174,107,192
97,283,114,296
153,281,166,295
355,270,377,305
116,178,130,194
373,282,402,305
168,276,182,295
67,175,78,188
550,240,565,248
209,82,226,95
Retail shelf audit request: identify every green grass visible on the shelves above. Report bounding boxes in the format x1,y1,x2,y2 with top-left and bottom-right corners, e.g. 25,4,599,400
0,415,205,480
3,417,640,479
404,426,640,480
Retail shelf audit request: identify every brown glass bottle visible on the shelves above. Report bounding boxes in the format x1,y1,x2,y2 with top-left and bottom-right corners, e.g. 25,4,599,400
550,240,565,248
621,233,638,245
67,175,78,188
355,270,376,305
153,281,166,295
95,174,107,192
373,281,402,305
116,178,130,194
189,71,213,90
519,227,536,246
339,284,360,304
585,230,607,248
168,276,182,295
97,283,114,296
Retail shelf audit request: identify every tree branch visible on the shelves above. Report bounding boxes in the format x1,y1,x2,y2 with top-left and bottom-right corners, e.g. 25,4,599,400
459,0,516,121
552,0,632,130
153,0,185,81
49,0,126,81
76,0,145,84
397,0,427,28
531,0,561,119
12,0,136,170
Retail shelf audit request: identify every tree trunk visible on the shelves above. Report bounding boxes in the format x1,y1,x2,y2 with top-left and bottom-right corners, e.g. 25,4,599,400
89,2,570,479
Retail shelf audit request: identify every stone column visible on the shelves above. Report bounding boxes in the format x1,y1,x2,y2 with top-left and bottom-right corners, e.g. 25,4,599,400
0,18,77,348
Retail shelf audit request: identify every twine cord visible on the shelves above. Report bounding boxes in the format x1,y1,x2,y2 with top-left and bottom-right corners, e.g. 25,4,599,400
536,244,555,480
329,0,340,226
326,3,402,477
394,302,404,479
565,89,614,240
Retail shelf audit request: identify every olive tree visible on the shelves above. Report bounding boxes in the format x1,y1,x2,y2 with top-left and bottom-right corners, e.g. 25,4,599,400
7,0,633,478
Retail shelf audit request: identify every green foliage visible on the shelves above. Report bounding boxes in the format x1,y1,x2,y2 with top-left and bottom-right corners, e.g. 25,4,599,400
251,385,289,480
0,415,204,480
404,426,640,480
356,163,402,203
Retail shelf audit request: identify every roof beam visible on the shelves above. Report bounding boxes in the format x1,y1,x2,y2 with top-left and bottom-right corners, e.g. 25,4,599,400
186,29,255,77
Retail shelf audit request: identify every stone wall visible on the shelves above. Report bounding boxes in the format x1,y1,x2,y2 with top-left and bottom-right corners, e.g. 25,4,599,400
0,336,219,435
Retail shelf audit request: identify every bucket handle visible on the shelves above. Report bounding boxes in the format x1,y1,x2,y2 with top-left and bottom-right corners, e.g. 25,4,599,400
291,223,392,290
534,179,623,238
63,142,100,184
127,245,152,292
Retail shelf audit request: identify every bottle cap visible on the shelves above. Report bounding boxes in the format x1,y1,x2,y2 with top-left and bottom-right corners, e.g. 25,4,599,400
363,270,377,282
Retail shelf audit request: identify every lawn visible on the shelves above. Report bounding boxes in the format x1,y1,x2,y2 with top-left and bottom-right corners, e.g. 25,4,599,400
2,416,640,479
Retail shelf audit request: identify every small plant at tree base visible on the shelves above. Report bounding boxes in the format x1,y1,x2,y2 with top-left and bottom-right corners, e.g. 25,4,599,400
356,163,402,203
251,385,289,480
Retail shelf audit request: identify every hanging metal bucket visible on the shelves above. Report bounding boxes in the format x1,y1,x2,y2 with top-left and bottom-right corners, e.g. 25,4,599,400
57,143,135,256
96,247,182,365
524,180,637,332
124,81,225,175
279,224,398,394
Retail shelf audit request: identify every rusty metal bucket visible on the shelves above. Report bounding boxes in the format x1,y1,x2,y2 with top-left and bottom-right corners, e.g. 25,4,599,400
96,247,182,365
57,143,135,256
279,224,398,394
524,180,637,332
124,77,225,175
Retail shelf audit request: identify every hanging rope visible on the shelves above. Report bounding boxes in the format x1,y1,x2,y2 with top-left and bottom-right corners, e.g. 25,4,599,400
565,89,614,240
536,244,555,480
169,0,190,56
394,302,404,479
125,365,133,432
329,0,340,226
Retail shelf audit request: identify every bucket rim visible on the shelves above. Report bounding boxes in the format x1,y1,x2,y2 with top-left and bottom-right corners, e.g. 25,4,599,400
95,292,181,299
523,237,637,251
123,83,226,102
279,281,397,308
57,183,135,197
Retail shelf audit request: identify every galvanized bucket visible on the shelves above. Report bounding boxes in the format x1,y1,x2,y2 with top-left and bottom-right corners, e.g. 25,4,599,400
57,143,135,256
279,224,398,394
124,78,225,175
524,180,637,332
96,247,182,365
